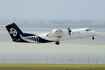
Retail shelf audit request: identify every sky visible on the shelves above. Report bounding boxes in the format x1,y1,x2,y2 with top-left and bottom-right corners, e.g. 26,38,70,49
0,0,105,20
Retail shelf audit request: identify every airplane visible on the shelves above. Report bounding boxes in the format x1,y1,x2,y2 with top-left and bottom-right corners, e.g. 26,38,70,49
5,23,98,45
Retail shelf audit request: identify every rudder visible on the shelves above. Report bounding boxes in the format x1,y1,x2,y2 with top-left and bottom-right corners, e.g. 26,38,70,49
6,23,23,41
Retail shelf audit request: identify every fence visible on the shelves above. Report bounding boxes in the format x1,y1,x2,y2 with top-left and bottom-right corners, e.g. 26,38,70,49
0,58,105,64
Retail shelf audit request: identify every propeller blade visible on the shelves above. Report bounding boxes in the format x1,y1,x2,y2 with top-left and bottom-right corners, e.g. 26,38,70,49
67,26,72,36
67,26,70,30
69,30,71,36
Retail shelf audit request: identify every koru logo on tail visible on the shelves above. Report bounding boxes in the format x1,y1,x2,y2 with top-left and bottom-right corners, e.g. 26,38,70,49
9,28,17,37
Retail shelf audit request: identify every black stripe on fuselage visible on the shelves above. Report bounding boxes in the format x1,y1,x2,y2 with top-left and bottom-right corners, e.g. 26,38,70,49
38,36,54,43
18,34,54,43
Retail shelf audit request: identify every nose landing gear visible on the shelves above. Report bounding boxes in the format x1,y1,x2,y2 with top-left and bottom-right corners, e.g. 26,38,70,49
92,36,95,40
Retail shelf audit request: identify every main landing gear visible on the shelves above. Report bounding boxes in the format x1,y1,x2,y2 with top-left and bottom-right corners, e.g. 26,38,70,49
92,36,95,40
55,41,60,45
55,36,61,45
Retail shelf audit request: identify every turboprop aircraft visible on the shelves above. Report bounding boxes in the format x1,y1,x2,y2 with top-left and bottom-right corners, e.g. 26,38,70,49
5,23,98,45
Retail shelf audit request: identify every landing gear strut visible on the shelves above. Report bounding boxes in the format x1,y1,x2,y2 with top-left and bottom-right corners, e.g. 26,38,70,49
92,36,95,40
55,36,61,45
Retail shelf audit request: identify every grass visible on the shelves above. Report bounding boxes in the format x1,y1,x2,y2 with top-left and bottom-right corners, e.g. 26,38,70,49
0,64,105,69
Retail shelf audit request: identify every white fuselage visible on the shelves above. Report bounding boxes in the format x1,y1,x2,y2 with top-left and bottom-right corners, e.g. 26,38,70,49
38,28,98,42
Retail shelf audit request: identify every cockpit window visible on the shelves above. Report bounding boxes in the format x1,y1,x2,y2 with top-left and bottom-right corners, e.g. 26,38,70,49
86,29,91,31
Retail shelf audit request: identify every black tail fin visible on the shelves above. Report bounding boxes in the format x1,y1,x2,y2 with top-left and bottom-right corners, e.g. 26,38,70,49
5,23,23,42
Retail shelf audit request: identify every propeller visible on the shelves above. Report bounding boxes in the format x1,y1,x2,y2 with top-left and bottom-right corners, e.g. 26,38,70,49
67,26,72,36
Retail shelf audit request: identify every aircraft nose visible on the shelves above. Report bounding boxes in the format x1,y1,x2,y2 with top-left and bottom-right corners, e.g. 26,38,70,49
94,31,98,35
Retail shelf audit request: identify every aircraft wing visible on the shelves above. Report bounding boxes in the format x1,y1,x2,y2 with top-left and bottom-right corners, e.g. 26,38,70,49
47,29,63,37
